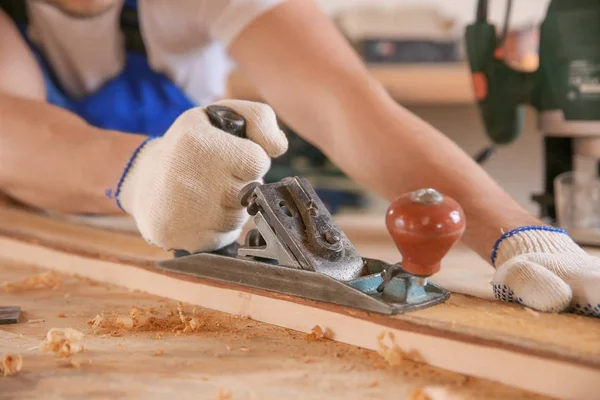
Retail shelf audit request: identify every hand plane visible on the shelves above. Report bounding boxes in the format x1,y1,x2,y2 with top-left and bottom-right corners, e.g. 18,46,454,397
156,176,466,315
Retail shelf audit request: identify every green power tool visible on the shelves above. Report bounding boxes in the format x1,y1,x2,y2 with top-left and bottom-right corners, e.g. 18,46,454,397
465,0,600,223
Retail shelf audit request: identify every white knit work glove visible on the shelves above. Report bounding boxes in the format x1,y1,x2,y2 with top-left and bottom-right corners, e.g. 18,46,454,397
112,100,288,253
491,226,600,317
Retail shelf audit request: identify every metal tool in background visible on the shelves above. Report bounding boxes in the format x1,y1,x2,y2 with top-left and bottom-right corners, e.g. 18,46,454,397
157,178,463,315
0,306,21,325
465,0,600,245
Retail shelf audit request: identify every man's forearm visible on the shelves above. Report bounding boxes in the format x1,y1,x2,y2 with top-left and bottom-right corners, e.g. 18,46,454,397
0,93,145,214
230,0,541,261
313,81,541,259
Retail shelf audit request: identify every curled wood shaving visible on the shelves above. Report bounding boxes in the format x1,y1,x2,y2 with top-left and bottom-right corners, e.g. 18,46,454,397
66,358,82,369
216,387,232,400
87,304,204,336
2,271,62,293
1,354,23,377
40,328,85,358
177,302,203,333
377,332,425,366
304,325,334,341
408,388,431,400
88,314,111,330
410,386,464,400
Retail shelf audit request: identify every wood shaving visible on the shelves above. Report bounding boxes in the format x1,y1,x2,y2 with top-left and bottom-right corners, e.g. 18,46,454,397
87,304,204,336
40,328,85,358
368,380,379,388
377,332,425,366
408,388,431,400
27,319,46,324
216,387,232,400
153,349,164,356
65,358,81,369
177,302,203,333
0,354,23,377
56,313,67,318
2,271,62,293
304,325,334,341
239,347,250,353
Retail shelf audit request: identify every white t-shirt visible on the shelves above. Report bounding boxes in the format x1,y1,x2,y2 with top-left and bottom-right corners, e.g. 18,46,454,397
25,0,286,105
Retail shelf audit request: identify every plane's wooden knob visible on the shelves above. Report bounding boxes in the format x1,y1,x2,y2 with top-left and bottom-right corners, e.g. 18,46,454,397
385,188,466,277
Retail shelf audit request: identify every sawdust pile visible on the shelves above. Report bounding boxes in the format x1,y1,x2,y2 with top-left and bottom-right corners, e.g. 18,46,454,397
87,302,203,336
216,387,232,400
0,354,23,377
153,349,165,356
408,388,431,400
2,271,62,293
304,325,334,342
408,386,467,400
40,328,86,358
377,332,425,366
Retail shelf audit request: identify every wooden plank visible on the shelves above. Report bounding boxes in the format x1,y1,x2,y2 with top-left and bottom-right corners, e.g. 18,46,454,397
0,205,599,399
226,64,474,105
0,261,552,399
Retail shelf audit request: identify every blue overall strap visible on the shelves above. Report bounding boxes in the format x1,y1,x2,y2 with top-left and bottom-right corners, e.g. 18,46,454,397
11,0,197,137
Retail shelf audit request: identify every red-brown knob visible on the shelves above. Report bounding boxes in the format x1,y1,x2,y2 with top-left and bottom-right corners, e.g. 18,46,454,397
385,188,466,277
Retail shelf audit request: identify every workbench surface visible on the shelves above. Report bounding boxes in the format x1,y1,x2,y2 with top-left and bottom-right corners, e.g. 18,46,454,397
0,261,549,400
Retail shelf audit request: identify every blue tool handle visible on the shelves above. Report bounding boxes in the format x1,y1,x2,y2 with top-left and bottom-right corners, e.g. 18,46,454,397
205,105,247,138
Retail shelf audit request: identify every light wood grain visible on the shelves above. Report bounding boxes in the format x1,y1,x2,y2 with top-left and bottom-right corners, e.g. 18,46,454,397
0,261,550,400
0,205,599,399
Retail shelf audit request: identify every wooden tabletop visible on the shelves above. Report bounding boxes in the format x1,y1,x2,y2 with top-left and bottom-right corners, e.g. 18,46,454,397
0,261,550,399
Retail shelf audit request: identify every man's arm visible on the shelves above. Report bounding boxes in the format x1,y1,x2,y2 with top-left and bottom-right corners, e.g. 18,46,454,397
228,0,540,260
0,9,143,214
0,94,144,213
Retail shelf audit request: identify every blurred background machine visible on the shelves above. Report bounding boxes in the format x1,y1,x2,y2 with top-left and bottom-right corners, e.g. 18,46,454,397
335,5,462,64
466,0,600,245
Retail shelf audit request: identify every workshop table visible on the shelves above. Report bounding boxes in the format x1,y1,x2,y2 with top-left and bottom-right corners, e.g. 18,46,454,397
0,260,549,400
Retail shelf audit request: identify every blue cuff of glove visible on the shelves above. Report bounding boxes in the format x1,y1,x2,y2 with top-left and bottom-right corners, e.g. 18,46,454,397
105,137,156,211
490,225,569,266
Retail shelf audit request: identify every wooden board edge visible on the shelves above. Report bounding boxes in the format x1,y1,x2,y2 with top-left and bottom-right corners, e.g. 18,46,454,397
1,226,595,370
0,235,597,400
